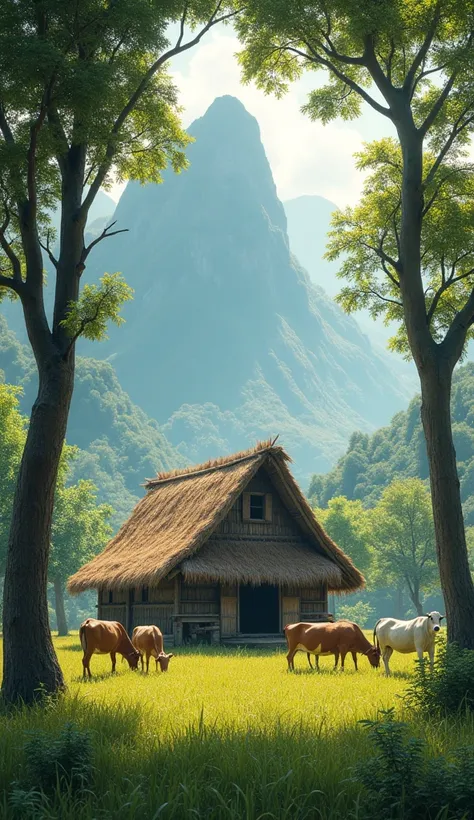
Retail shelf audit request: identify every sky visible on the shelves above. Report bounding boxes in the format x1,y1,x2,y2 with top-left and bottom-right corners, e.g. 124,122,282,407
109,24,397,208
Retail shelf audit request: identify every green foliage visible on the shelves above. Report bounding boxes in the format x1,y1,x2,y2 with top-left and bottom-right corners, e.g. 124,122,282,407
19,722,93,796
356,708,474,820
313,496,372,574
309,362,474,525
371,479,438,613
405,640,474,716
0,384,27,572
60,273,133,343
337,600,375,628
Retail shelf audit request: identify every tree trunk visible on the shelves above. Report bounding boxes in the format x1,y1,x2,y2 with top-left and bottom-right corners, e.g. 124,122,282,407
1,355,74,703
420,361,474,648
53,577,68,637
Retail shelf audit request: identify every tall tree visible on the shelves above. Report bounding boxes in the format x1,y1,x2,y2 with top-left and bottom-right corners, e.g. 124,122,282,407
0,0,242,703
237,0,474,647
50,455,112,636
371,479,439,616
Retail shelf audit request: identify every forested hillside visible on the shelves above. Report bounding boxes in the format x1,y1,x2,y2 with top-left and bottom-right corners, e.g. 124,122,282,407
0,316,182,529
308,363,474,524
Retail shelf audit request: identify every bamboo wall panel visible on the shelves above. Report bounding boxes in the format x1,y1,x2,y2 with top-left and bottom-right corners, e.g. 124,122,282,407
282,597,300,628
180,602,219,615
221,596,237,636
180,583,219,602
131,604,174,634
97,604,126,627
149,583,174,603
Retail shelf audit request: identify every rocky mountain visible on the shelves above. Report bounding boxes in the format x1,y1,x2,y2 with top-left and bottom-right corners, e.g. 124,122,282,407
79,95,412,482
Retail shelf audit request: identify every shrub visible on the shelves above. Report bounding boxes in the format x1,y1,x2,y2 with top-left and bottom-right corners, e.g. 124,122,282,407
404,639,474,716
337,600,375,628
355,708,474,819
20,721,93,795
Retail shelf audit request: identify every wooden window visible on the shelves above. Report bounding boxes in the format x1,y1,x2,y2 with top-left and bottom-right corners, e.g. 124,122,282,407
243,492,273,522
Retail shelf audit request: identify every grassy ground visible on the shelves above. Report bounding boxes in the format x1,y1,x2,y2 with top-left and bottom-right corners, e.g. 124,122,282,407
0,632,472,819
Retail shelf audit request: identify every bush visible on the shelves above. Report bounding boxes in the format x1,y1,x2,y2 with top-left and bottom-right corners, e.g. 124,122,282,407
404,639,474,716
19,721,93,796
355,708,474,819
337,600,375,628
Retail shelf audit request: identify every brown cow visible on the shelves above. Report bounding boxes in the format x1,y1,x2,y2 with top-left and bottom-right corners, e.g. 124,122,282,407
132,625,174,672
285,620,381,671
79,618,141,679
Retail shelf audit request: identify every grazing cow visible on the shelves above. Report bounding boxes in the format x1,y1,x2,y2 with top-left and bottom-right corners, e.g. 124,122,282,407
373,612,444,676
132,625,174,672
79,618,141,679
285,620,381,671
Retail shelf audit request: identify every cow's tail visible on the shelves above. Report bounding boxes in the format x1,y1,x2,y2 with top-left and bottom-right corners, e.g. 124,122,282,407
79,624,87,652
373,619,382,650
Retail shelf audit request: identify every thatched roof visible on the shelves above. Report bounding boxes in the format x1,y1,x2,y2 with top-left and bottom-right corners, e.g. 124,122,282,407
182,539,343,587
68,440,364,594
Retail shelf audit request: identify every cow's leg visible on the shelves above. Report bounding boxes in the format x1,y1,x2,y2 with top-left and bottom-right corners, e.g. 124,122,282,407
428,643,435,672
110,651,117,673
315,655,320,671
146,652,150,673
382,646,393,676
82,652,92,679
340,651,347,671
139,652,144,672
287,648,297,670
351,651,358,671
307,652,313,669
333,650,339,670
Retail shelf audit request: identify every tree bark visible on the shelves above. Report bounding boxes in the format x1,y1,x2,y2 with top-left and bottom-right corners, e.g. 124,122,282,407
1,354,74,703
53,577,68,637
420,360,474,647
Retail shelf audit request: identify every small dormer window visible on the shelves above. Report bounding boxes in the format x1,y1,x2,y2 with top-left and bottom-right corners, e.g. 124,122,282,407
250,494,265,520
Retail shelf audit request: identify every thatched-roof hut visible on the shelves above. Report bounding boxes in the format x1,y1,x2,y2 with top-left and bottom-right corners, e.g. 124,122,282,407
68,440,364,644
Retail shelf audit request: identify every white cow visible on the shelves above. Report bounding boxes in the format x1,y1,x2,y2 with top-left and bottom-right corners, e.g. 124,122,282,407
373,612,444,676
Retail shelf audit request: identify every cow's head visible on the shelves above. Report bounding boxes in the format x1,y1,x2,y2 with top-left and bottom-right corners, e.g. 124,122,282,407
156,652,174,672
126,649,141,670
366,645,382,668
425,611,444,633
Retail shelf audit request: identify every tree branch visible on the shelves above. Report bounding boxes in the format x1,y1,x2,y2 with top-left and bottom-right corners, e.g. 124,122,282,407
294,41,392,118
419,70,460,136
423,114,474,190
39,231,59,270
80,220,128,269
0,103,15,144
0,208,22,282
403,3,441,95
443,286,474,360
0,272,23,294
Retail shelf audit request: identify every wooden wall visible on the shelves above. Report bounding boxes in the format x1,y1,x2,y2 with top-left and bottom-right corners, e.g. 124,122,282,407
215,467,303,538
97,579,328,639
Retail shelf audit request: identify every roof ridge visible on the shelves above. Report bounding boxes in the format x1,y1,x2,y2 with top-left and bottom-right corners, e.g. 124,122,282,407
145,447,273,488
145,437,284,488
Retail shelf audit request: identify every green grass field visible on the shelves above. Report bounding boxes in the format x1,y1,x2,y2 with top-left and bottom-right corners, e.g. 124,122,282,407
0,632,472,819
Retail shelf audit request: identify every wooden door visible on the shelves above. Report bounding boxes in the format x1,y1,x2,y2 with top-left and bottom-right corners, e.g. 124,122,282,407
221,595,237,636
281,596,299,628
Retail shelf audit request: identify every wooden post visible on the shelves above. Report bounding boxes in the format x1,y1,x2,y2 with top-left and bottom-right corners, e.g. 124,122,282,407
126,589,133,635
173,576,181,646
